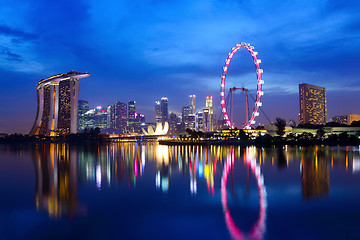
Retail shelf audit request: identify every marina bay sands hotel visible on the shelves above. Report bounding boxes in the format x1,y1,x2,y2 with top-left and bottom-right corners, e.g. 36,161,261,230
30,71,91,136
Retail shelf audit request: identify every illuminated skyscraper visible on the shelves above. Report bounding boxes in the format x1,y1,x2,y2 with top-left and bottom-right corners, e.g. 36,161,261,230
161,97,168,125
299,83,327,125
169,112,178,134
127,100,136,132
115,101,127,132
155,97,168,125
202,108,210,131
94,106,108,129
195,111,203,131
206,96,214,131
30,71,90,136
189,95,196,114
155,100,161,123
134,113,145,133
77,100,89,131
182,106,195,131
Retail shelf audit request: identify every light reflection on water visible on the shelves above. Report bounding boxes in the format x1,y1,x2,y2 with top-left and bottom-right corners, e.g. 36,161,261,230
0,143,360,239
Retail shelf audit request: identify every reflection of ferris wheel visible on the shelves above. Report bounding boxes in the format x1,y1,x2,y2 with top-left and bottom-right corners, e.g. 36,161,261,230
220,43,264,129
221,148,267,240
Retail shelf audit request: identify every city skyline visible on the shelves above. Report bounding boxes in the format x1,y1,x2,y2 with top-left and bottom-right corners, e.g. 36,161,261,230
1,1,360,133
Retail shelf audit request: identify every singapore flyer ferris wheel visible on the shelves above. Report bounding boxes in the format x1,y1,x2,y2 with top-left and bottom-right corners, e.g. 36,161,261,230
220,43,264,129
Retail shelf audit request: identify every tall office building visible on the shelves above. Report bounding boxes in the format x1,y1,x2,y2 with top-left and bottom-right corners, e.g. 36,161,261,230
155,100,162,123
202,108,210,131
134,113,145,133
94,106,109,129
206,96,214,131
77,100,89,131
108,104,116,128
189,95,196,114
155,97,168,125
115,101,127,132
182,106,195,131
161,97,168,125
127,100,136,132
169,112,178,134
195,111,204,132
298,83,327,125
30,71,91,136
108,101,127,132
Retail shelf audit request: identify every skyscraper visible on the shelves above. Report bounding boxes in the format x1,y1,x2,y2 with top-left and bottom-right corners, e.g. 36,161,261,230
189,95,196,114
94,106,108,129
115,101,127,132
182,106,194,131
161,97,168,125
134,113,145,133
30,71,90,136
77,100,89,131
195,111,203,131
299,83,327,125
127,100,136,132
206,96,214,131
155,100,162,123
202,108,210,131
169,112,178,134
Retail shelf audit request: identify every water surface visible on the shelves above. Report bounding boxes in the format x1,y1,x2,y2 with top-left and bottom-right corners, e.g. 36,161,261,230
0,143,359,240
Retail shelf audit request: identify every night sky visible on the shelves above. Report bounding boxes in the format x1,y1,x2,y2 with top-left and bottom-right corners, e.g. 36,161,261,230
0,0,359,133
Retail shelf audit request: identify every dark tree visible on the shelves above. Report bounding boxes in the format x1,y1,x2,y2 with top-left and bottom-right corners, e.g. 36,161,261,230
351,120,360,127
316,128,325,140
275,118,286,136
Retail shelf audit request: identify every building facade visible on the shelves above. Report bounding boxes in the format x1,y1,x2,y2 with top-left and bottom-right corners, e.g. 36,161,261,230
189,95,196,114
347,114,360,125
77,100,89,131
127,100,136,132
155,100,162,124
205,96,214,131
161,97,168,125
298,83,327,125
30,71,90,136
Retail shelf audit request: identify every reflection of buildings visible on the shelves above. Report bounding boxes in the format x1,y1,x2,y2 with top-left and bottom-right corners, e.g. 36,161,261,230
301,149,330,199
32,144,80,218
77,142,144,188
30,71,91,136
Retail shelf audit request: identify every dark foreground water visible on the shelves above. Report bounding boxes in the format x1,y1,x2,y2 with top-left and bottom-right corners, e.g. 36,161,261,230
0,142,360,240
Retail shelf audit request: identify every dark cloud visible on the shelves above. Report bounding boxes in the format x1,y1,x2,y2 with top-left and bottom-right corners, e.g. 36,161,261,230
0,24,36,41
0,46,22,61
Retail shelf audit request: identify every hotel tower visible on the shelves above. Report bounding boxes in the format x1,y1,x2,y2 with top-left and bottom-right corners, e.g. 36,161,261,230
298,83,327,125
30,71,91,136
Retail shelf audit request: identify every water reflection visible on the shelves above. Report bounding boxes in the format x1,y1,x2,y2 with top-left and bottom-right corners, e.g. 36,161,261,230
300,147,330,199
221,147,267,240
32,143,84,218
26,142,360,238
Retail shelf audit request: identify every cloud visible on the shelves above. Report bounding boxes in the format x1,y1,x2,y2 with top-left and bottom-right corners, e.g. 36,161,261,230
0,24,36,42
0,46,22,61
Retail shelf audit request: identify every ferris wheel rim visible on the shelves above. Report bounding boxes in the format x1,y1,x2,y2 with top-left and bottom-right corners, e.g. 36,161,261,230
220,43,264,129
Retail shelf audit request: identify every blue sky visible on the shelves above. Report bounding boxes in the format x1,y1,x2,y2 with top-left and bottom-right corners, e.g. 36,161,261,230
0,0,360,133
